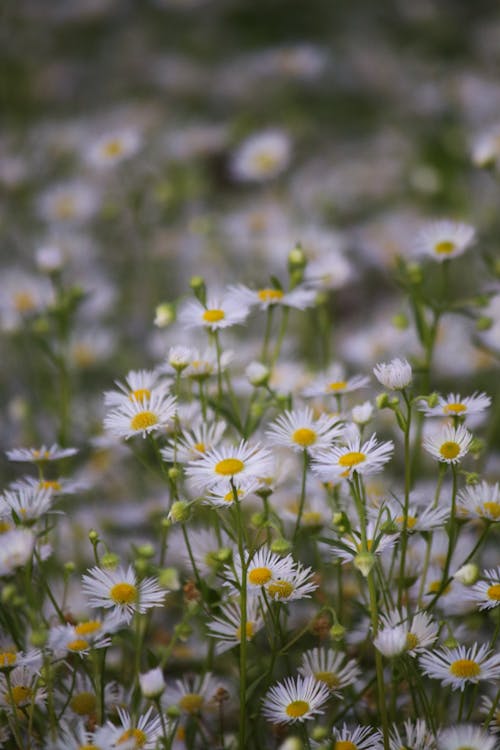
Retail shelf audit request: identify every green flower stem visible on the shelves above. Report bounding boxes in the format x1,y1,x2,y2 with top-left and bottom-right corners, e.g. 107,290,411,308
271,306,289,367
398,388,412,608
426,464,458,612
261,305,275,364
350,474,390,750
232,480,248,750
292,449,308,544
181,523,203,593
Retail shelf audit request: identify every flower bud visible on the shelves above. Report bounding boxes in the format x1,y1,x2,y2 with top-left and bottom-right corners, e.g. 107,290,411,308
329,622,346,641
139,667,166,698
154,303,175,328
246,361,270,387
354,552,375,577
158,567,181,591
453,563,479,586
271,537,292,555
168,500,190,524
101,552,120,569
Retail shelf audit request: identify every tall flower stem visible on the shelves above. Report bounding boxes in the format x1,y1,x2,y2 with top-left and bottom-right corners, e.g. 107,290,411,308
350,473,390,750
292,450,308,544
232,480,248,749
398,389,412,608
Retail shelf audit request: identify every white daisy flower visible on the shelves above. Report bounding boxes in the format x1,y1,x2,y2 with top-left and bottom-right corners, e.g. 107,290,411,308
85,128,141,169
104,369,170,407
48,622,111,658
52,720,115,750
140,667,166,699
230,283,317,311
0,642,40,672
37,180,100,225
81,565,166,625
104,392,177,439
183,348,234,381
161,420,226,463
266,407,343,454
206,598,265,654
419,643,500,691
203,478,259,508
376,609,438,656
265,561,317,602
55,672,121,720
437,724,496,750
389,719,436,750
312,433,394,480
465,567,500,610
373,625,407,657
165,345,196,373
414,220,476,262
102,706,164,749
304,251,354,291
230,129,292,182
419,392,491,418
6,444,78,463
178,294,249,331
163,672,223,714
457,481,500,521
185,440,272,492
0,485,54,522
227,547,296,592
261,675,329,724
373,358,412,390
333,521,398,564
480,694,500,734
0,528,35,576
423,423,473,464
303,364,370,398
298,647,360,691
330,724,383,750
377,499,449,533
0,665,47,712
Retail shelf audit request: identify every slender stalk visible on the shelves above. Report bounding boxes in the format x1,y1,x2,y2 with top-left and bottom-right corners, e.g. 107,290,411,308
292,450,308,544
232,480,248,749
398,389,412,608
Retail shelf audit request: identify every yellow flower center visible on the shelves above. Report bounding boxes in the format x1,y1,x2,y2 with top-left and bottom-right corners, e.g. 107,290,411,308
314,671,340,689
429,580,451,595
257,288,284,303
328,381,347,391
487,584,500,601
302,511,323,525
117,728,147,748
54,196,76,219
267,580,294,599
110,582,138,604
406,633,419,650
285,700,309,718
236,621,255,640
70,691,96,715
443,402,466,414
39,480,62,491
73,344,94,367
215,458,244,476
202,309,225,324
78,745,100,750
338,451,366,468
292,427,317,447
67,638,89,652
248,566,272,585
75,620,102,636
130,411,158,431
482,502,500,519
439,441,460,460
395,515,417,529
193,442,206,453
434,240,455,255
253,152,278,172
334,742,357,750
449,658,481,679
130,388,151,402
9,685,32,705
14,291,36,312
102,139,124,157
179,692,204,713
0,651,17,667
0,520,12,533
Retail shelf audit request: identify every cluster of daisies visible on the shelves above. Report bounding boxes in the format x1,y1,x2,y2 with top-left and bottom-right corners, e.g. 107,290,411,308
2,238,500,750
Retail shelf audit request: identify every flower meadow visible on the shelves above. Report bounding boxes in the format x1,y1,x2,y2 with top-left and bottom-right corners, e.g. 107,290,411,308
4,2,500,749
